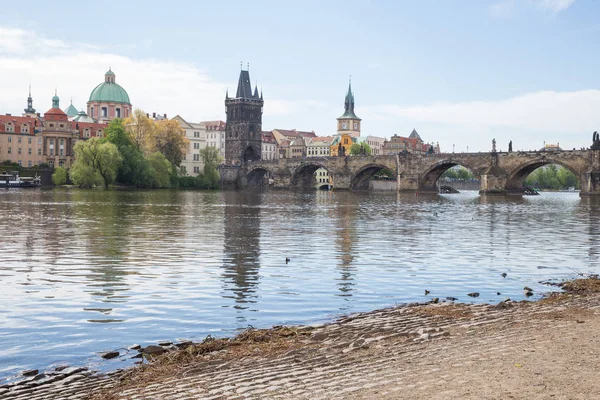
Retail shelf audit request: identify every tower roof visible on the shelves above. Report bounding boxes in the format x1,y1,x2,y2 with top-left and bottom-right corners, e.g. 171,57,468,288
338,78,360,120
64,101,79,118
24,85,36,114
236,70,254,99
408,129,422,141
89,69,131,104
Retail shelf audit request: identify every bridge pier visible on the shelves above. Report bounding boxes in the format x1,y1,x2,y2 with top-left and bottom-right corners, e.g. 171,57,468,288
219,165,247,189
479,166,509,196
397,173,420,193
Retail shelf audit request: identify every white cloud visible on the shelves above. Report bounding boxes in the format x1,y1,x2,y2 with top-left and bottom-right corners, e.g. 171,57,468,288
0,27,228,123
533,0,576,13
362,90,600,152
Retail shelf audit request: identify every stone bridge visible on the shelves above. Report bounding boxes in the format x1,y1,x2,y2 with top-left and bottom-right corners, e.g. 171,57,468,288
220,149,600,196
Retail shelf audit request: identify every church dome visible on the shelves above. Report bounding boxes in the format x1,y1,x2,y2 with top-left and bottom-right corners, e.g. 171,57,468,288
88,68,131,104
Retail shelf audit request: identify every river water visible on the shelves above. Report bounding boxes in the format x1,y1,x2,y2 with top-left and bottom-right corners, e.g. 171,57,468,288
1,188,599,380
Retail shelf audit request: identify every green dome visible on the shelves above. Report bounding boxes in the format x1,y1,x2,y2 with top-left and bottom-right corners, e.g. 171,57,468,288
105,69,115,76
89,82,131,104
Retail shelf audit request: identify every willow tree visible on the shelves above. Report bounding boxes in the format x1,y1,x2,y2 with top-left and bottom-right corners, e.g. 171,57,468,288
70,138,122,189
124,109,155,152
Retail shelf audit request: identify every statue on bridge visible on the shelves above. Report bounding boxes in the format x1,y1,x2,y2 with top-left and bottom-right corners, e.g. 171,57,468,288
338,142,346,157
592,131,600,150
492,138,497,153
508,140,513,152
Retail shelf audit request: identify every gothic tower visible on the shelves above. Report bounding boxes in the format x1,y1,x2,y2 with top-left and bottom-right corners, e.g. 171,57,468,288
225,68,263,165
336,78,361,138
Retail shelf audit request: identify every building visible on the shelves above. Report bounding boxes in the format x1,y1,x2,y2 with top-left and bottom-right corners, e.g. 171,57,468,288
261,131,277,160
64,101,79,120
330,133,354,156
289,135,307,158
336,80,361,138
382,129,433,155
0,113,41,167
87,68,132,123
203,120,226,160
366,135,386,156
272,129,316,159
172,115,207,176
307,136,335,189
224,69,263,164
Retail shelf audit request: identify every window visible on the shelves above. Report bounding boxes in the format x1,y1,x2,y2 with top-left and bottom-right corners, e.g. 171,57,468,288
193,154,200,161
48,160,54,168
59,124,64,128
90,107,94,117
37,149,41,155
38,138,42,145
59,160,64,168
18,137,21,143
84,129,91,138
8,136,12,143
116,108,121,118
22,125,29,133
28,137,31,144
28,148,31,155
59,149,63,156
193,166,200,173
97,131,103,137
27,161,32,167
18,148,21,155
8,147,11,154
49,123,54,127
6,123,14,132
101,107,108,117
18,160,22,166
194,143,200,149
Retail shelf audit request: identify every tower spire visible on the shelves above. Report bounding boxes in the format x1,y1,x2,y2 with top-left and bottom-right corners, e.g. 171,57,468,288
24,85,36,114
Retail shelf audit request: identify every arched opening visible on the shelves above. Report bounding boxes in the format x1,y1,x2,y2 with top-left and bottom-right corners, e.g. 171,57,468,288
291,163,329,189
247,168,270,187
507,161,581,194
314,167,333,190
243,146,258,163
421,162,478,194
438,165,480,193
351,164,396,190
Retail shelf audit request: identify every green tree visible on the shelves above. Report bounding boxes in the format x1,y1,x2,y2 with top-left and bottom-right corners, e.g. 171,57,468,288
151,119,189,167
51,167,68,185
70,138,122,189
349,142,372,156
525,164,580,189
146,152,172,188
199,146,223,189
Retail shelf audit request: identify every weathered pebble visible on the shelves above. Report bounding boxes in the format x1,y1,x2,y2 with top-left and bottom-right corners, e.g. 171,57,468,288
446,297,458,301
101,351,120,359
22,369,38,377
175,341,193,349
128,344,141,350
157,341,172,346
54,365,69,372
467,292,480,298
142,345,165,355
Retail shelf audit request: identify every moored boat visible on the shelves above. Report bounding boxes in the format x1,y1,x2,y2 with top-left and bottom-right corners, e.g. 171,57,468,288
0,171,41,188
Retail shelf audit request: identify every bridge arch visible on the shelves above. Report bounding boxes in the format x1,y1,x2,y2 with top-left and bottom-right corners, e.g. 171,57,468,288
505,159,582,193
247,166,272,187
420,160,480,193
351,163,396,190
291,162,330,189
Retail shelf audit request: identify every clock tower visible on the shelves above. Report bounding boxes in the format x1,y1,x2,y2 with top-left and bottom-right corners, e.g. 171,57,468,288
336,78,361,138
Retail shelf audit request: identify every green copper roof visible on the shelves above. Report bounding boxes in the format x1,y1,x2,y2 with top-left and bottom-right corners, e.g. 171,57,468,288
64,103,79,117
105,69,115,76
89,81,131,104
73,110,95,123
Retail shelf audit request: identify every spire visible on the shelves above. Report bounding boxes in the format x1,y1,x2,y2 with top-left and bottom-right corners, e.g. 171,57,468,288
225,87,229,100
260,88,263,100
235,69,253,99
253,82,259,98
338,77,360,121
24,85,36,114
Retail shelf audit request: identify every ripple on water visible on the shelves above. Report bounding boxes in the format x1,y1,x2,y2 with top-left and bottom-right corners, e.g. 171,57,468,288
0,189,598,380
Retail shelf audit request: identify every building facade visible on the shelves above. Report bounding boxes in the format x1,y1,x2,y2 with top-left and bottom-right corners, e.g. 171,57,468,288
224,69,263,164
366,135,386,156
87,68,132,123
172,115,207,176
261,131,277,160
382,129,432,155
203,120,226,160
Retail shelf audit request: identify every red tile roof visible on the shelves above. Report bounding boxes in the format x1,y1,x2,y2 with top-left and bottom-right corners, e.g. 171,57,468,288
202,120,226,131
274,129,316,139
0,115,38,134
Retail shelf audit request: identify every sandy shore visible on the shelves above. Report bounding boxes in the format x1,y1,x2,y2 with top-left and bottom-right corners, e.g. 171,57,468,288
3,279,600,400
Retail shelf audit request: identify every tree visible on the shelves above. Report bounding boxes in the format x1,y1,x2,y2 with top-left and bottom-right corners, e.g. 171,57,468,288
199,146,223,189
146,152,173,188
349,142,372,156
70,138,122,189
105,118,134,148
525,164,580,189
150,119,189,167
124,109,155,152
51,167,68,185
105,118,151,187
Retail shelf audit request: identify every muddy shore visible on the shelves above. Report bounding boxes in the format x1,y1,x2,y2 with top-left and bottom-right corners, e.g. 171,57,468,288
3,278,600,399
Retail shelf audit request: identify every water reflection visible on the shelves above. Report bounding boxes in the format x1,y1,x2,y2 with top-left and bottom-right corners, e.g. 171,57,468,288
222,191,262,311
333,193,357,297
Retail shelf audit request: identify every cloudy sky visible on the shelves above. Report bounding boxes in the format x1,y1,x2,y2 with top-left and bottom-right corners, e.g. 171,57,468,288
1,0,598,152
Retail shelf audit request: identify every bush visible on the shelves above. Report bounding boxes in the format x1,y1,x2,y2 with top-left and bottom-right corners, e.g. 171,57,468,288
51,167,68,185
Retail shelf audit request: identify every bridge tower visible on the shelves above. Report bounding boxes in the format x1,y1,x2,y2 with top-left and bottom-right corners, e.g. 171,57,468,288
224,68,263,165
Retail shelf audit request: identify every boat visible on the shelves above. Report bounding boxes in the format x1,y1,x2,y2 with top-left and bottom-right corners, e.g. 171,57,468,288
0,171,41,188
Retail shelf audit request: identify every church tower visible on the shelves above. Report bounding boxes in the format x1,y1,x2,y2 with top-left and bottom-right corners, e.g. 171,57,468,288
23,85,36,117
225,67,263,165
336,78,361,138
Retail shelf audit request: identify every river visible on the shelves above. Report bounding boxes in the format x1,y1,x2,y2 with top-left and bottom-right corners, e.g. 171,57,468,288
0,188,599,381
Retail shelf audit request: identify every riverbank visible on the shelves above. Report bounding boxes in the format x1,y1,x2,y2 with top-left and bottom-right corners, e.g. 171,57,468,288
4,278,600,400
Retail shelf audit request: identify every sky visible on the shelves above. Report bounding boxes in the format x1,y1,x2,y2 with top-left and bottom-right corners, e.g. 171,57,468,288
0,0,599,152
